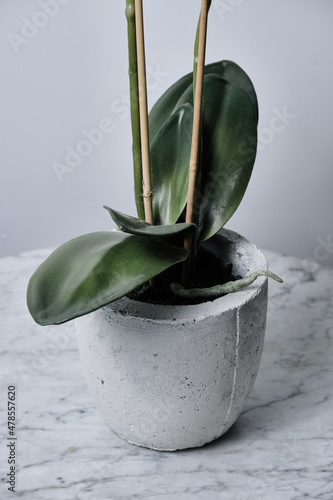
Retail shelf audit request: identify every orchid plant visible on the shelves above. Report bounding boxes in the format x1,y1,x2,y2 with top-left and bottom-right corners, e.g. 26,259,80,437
27,0,281,326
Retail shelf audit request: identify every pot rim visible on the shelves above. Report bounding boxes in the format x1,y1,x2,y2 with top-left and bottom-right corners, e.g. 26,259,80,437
101,229,267,324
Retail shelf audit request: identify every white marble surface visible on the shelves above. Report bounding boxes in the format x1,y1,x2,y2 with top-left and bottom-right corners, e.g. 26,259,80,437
0,247,332,499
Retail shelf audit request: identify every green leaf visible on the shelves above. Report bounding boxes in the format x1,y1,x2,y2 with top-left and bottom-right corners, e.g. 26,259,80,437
148,61,258,235
149,74,257,239
202,60,258,123
27,231,189,325
150,103,194,225
104,206,196,238
148,60,258,144
149,73,193,146
197,74,257,241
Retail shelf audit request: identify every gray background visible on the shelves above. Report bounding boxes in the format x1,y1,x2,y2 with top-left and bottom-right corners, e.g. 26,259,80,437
1,0,333,266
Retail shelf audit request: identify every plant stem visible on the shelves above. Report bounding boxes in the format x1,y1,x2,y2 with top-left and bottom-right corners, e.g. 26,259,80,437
125,0,144,221
182,0,209,287
134,0,153,224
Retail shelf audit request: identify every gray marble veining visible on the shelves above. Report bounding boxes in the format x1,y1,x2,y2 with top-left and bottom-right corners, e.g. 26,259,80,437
0,248,332,499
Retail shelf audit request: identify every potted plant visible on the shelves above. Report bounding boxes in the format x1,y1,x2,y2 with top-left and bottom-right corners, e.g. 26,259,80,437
27,0,281,451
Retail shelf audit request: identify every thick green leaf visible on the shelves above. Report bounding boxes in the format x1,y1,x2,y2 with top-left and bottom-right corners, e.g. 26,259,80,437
149,73,193,146
149,74,257,238
148,61,258,235
197,74,257,241
150,103,194,225
148,60,258,145
173,62,259,124
203,60,258,122
104,206,196,238
27,231,189,325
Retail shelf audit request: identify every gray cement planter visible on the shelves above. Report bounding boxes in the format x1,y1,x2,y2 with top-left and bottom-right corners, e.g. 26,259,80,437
76,229,268,451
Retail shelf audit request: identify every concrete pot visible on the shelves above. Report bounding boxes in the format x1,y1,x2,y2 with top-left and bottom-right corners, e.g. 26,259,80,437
76,229,268,451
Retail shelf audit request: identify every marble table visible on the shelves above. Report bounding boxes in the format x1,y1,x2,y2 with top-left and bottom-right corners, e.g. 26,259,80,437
0,247,332,499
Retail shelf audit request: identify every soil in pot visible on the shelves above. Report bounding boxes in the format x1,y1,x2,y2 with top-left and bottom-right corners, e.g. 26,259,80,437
127,241,242,306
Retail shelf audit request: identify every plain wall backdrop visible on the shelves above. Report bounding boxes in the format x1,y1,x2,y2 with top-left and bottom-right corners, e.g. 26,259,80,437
1,0,333,267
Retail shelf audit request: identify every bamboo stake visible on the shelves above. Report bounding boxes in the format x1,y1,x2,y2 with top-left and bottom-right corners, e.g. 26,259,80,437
182,0,209,286
193,0,211,98
134,0,153,224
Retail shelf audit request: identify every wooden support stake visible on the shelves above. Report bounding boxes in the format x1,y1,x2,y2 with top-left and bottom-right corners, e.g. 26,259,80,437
182,0,209,286
135,0,153,224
